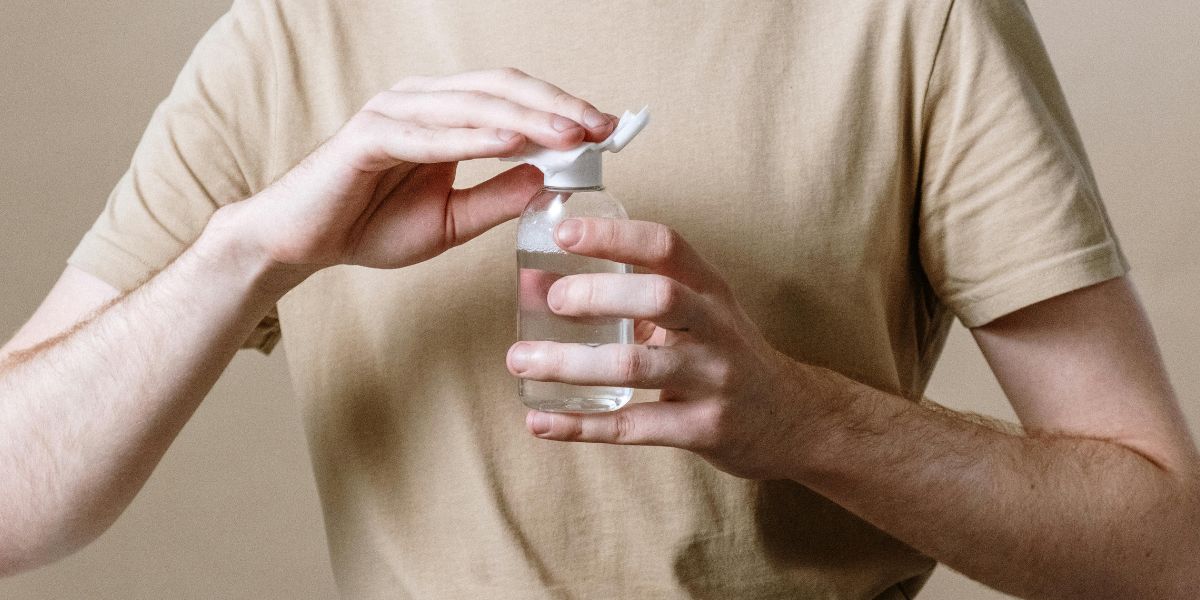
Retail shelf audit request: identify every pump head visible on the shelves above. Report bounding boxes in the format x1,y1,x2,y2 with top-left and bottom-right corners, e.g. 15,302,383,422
502,106,650,188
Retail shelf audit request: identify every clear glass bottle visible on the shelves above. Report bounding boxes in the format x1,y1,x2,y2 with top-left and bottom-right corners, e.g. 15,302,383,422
516,186,633,413
503,107,650,413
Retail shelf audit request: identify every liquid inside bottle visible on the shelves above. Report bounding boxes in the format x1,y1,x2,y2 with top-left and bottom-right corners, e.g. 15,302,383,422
517,187,634,413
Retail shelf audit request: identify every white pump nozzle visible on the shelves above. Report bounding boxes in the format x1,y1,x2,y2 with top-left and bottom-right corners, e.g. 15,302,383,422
502,106,650,188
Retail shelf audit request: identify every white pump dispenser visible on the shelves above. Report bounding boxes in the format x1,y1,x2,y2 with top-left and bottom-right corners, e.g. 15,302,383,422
503,106,650,188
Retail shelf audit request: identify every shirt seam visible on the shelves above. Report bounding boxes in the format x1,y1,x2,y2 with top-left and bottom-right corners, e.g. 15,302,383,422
948,242,1125,326
68,232,158,291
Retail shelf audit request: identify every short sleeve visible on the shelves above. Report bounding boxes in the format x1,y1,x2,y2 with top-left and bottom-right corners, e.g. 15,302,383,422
918,0,1128,328
67,0,281,352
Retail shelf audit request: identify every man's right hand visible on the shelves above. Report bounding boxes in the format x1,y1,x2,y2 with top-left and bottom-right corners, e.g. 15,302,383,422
215,68,615,283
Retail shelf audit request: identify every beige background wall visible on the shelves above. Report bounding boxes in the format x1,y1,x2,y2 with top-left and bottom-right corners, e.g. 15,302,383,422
1,1,1196,598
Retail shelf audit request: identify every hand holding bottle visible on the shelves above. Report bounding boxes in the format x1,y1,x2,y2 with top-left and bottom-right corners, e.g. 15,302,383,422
505,217,831,481
209,68,616,286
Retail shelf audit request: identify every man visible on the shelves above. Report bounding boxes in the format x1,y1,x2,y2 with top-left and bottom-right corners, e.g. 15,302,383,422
1,0,1196,598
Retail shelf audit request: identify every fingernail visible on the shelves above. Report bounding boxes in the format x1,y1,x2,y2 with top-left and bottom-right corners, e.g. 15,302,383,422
527,411,551,436
551,115,580,133
546,283,565,312
583,110,609,130
497,129,520,142
556,219,582,247
509,343,533,374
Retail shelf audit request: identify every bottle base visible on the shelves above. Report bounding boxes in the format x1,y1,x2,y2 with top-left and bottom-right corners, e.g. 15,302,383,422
522,395,630,413
519,380,633,414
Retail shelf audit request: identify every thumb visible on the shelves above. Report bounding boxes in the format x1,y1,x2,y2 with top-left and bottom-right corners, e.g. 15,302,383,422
445,163,542,246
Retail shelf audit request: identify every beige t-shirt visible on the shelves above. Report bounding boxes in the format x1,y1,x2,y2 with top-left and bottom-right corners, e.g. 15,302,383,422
68,1,1128,598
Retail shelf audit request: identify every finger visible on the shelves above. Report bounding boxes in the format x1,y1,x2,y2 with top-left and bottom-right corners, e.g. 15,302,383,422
340,111,526,169
445,164,544,246
634,319,658,344
392,68,614,141
507,342,696,389
554,219,726,294
364,90,588,150
646,325,670,346
525,401,711,447
547,273,707,334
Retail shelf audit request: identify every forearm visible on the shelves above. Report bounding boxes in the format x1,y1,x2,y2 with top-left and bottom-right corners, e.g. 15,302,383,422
0,206,298,575
505,222,1200,595
793,368,1200,599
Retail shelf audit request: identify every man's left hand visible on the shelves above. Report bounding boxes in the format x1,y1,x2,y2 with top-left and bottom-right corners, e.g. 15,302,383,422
505,217,840,480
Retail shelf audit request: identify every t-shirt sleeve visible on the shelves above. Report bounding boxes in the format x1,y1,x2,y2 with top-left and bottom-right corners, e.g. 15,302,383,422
918,0,1128,328
67,0,281,352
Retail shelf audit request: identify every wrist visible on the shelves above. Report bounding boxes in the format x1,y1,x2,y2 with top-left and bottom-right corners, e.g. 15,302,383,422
192,202,315,301
783,361,908,483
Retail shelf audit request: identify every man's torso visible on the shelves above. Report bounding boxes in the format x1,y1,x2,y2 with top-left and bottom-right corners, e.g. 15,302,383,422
267,2,949,597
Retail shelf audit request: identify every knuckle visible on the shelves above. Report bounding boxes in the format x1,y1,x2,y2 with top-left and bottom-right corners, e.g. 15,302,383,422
689,403,726,451
544,345,567,378
454,90,502,117
597,219,621,249
611,411,637,443
614,346,643,383
348,109,381,131
582,277,603,311
362,92,386,113
366,91,416,118
461,89,494,104
709,357,739,392
344,111,384,146
563,417,585,441
652,225,680,264
412,124,437,141
651,276,679,315
552,91,589,114
496,66,528,81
